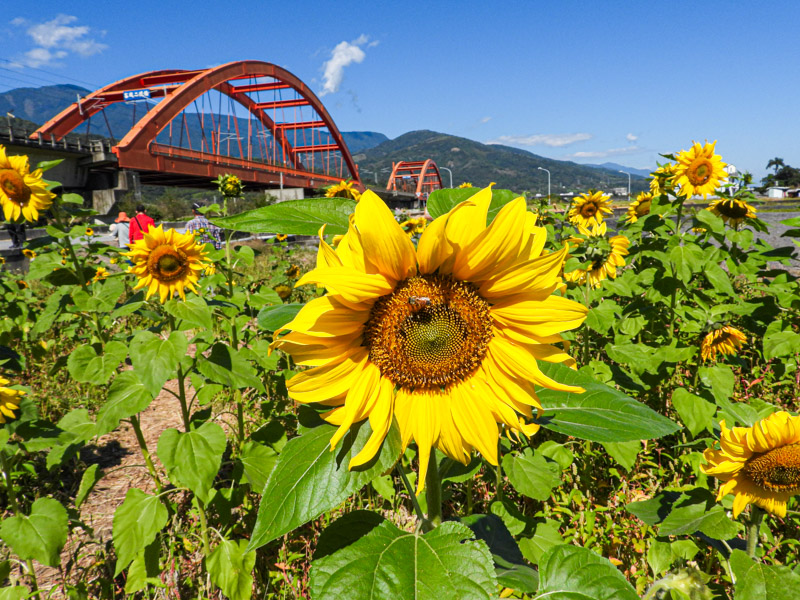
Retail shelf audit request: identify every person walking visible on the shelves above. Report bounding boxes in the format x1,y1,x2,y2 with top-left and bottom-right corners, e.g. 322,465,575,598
129,205,155,244
108,212,130,247
185,203,224,249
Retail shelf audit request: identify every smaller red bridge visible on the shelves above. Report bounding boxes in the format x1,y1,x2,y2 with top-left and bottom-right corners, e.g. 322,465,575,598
386,160,443,199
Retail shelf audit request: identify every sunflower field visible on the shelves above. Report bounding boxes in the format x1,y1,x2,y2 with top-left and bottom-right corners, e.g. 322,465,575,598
0,141,799,600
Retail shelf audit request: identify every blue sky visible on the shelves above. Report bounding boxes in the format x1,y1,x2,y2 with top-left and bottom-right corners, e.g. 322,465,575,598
0,1,797,180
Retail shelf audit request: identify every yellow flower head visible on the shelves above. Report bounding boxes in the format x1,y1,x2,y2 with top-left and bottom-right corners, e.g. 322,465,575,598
285,264,301,278
707,198,756,228
16,280,28,289
274,283,293,300
123,225,210,302
325,180,361,201
0,376,23,425
701,325,746,361
217,174,243,198
458,182,474,189
564,221,630,288
569,191,613,229
0,146,55,223
22,249,36,259
272,187,588,493
109,257,119,265
85,227,94,236
399,217,428,237
673,141,728,198
93,266,109,281
0,256,5,266
702,411,800,517
275,233,288,242
625,192,653,224
650,163,677,196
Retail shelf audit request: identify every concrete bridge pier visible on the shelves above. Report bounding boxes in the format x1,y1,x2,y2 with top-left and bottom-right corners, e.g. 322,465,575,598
88,170,138,215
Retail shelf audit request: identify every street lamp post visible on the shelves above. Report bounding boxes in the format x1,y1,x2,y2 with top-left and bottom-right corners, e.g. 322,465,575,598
439,166,454,189
537,167,551,202
619,170,631,202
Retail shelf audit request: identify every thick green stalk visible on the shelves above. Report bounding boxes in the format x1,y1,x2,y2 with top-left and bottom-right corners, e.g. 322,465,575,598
1,453,40,596
195,498,212,558
52,203,87,288
424,457,442,529
176,363,191,432
396,464,426,527
130,415,163,493
668,201,685,340
582,277,591,365
746,506,764,558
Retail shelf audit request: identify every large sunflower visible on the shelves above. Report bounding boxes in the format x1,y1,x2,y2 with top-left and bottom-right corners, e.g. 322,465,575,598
707,198,756,228
625,192,653,224
124,225,210,302
701,325,746,361
564,222,630,288
702,411,800,517
673,141,728,198
0,376,23,425
325,180,361,201
568,191,613,229
272,187,587,492
0,145,55,222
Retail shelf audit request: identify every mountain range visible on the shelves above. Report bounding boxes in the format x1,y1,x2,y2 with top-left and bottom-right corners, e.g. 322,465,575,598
0,84,648,194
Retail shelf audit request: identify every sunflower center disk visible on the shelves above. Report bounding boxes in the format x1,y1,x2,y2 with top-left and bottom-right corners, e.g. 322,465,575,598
0,169,31,205
148,245,188,282
690,160,712,185
744,443,800,493
364,274,493,389
581,202,598,217
720,201,749,219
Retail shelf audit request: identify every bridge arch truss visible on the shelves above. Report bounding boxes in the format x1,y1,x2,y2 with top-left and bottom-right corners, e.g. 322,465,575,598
33,61,361,190
385,160,443,199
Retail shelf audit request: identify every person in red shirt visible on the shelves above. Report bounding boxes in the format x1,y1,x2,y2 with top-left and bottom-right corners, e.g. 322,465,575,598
129,205,155,244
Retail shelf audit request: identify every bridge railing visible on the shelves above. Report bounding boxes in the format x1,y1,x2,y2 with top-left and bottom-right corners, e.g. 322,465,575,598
2,121,113,155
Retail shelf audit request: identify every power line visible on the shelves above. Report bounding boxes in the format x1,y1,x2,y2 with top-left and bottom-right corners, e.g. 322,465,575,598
0,57,101,89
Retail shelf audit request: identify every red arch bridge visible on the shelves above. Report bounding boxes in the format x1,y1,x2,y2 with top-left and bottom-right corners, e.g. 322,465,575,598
385,160,444,199
12,60,374,212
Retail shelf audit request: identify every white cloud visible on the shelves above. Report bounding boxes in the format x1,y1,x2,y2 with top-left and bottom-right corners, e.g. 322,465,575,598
10,14,107,68
487,133,593,148
566,146,643,159
626,133,638,142
480,116,492,124
320,35,372,96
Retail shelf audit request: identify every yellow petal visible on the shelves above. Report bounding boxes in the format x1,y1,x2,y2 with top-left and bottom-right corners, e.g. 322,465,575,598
354,190,417,282
350,378,396,469
488,336,583,393
416,212,452,274
479,244,569,298
451,380,499,464
316,224,343,269
492,295,588,337
274,295,368,339
328,360,381,450
287,347,368,403
295,267,394,303
445,186,492,249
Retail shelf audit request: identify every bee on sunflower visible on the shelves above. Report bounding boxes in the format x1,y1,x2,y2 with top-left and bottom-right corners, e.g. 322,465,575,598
564,222,630,288
324,179,361,201
123,225,210,302
702,411,800,517
707,198,757,228
0,145,55,223
0,376,23,425
672,141,728,198
625,191,653,224
568,190,613,229
701,325,746,361
271,186,588,492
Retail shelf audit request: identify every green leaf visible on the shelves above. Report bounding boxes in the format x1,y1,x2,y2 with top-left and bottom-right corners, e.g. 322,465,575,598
67,341,127,385
585,300,621,335
239,440,278,492
537,544,638,600
658,489,739,540
96,371,155,436
0,587,29,600
705,263,735,296
248,420,401,551
669,244,704,283
518,520,563,565
536,362,680,442
427,187,519,221
257,303,303,331
124,539,161,594
210,197,356,235
164,296,213,330
731,549,800,600
196,343,264,391
0,498,68,567
157,422,226,502
537,441,574,470
625,491,682,526
502,447,561,501
75,464,103,509
314,510,386,560
698,365,735,405
112,489,168,576
310,520,497,600
602,440,641,471
207,538,256,600
130,331,188,396
763,330,800,360
671,388,716,436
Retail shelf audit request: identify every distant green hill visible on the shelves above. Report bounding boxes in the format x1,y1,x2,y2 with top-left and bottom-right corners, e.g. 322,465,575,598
356,130,648,195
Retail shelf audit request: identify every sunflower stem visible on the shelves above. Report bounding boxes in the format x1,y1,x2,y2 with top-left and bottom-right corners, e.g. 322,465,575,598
52,202,87,288
495,437,505,503
130,415,163,493
1,453,40,596
746,506,764,558
425,455,442,529
582,277,591,365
